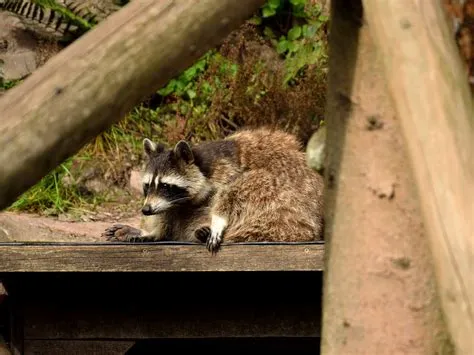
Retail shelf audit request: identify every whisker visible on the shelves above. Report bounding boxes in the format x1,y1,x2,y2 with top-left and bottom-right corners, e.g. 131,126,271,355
171,197,191,204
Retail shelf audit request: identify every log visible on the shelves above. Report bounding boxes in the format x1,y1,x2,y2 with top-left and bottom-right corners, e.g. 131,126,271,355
0,0,266,210
320,0,451,353
361,1,474,354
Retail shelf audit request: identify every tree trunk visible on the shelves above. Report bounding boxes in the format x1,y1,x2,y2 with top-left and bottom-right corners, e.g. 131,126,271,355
320,0,453,354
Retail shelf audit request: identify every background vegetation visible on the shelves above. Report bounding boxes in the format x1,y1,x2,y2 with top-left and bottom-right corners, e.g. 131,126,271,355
1,0,329,217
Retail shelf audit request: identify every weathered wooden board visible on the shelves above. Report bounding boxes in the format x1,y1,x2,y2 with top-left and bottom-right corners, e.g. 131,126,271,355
0,243,324,272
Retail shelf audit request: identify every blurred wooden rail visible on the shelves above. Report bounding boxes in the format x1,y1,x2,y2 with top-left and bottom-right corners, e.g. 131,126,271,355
361,1,474,354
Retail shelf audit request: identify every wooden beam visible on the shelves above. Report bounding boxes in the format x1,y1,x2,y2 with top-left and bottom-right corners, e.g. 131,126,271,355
361,1,474,354
0,243,324,272
0,0,266,210
320,0,450,353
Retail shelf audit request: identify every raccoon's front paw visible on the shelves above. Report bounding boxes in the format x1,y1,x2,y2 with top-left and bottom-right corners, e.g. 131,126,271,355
195,226,211,243
102,224,143,243
206,228,222,254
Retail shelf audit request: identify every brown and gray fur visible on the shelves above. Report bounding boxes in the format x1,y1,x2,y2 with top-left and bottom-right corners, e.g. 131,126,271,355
103,127,324,252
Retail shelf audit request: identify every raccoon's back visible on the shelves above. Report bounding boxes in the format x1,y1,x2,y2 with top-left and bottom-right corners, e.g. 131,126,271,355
219,163,324,243
228,127,308,174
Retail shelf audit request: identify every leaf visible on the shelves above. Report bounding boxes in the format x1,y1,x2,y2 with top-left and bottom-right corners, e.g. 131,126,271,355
248,15,262,25
305,25,317,38
158,79,177,96
287,41,300,53
276,40,289,54
289,0,306,5
269,0,281,9
302,24,309,37
230,64,239,77
288,26,302,40
186,89,197,100
262,6,276,17
263,26,276,39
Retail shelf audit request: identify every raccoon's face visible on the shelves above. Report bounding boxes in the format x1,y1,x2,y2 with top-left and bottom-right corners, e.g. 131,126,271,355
140,138,210,215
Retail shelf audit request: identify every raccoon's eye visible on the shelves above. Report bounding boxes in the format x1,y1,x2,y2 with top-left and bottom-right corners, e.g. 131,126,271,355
161,183,170,189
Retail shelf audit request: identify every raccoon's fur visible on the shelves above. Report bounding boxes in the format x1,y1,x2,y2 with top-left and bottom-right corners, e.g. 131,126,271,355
103,127,324,252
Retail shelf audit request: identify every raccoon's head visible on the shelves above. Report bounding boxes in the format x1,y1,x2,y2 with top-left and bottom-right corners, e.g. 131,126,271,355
140,138,211,215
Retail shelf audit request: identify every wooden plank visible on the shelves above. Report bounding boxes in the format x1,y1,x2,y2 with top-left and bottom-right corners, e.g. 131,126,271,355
0,243,324,272
24,340,134,355
362,1,474,354
0,0,266,210
320,0,451,354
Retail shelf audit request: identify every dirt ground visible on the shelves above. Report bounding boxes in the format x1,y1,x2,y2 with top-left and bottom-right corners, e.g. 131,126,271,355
0,210,141,243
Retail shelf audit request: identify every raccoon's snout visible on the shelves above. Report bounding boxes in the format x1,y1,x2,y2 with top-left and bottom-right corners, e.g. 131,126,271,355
142,205,153,215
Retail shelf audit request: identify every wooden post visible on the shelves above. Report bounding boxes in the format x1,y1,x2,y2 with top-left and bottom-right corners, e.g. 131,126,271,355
0,0,266,210
320,0,452,353
362,1,474,354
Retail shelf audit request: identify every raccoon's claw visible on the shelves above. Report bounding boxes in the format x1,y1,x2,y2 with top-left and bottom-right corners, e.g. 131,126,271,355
195,226,211,243
102,224,143,242
206,230,222,254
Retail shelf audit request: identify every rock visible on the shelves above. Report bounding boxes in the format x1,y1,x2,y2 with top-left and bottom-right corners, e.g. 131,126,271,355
129,169,143,196
306,125,326,173
0,211,140,242
0,12,38,80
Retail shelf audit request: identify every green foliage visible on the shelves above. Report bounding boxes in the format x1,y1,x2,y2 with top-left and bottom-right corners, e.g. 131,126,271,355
0,78,22,90
260,0,329,84
157,51,214,99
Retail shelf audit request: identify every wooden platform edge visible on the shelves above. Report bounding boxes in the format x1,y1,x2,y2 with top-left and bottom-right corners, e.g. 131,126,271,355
0,243,325,272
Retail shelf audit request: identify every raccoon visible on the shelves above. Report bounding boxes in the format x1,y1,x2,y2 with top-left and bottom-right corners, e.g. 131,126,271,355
102,127,325,252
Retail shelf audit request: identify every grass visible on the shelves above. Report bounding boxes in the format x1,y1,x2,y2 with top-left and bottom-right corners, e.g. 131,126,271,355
7,159,93,215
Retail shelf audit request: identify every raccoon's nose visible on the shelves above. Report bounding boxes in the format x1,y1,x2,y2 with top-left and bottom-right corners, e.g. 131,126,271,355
142,205,152,215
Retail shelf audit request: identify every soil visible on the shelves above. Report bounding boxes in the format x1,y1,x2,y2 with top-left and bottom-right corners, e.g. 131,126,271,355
0,208,141,243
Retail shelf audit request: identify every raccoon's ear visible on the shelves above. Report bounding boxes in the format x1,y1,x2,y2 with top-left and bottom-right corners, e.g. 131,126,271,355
174,140,194,164
143,138,164,157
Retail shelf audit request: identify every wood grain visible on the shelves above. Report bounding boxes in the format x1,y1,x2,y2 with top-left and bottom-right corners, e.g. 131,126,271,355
362,1,474,354
0,0,266,210
0,243,324,272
